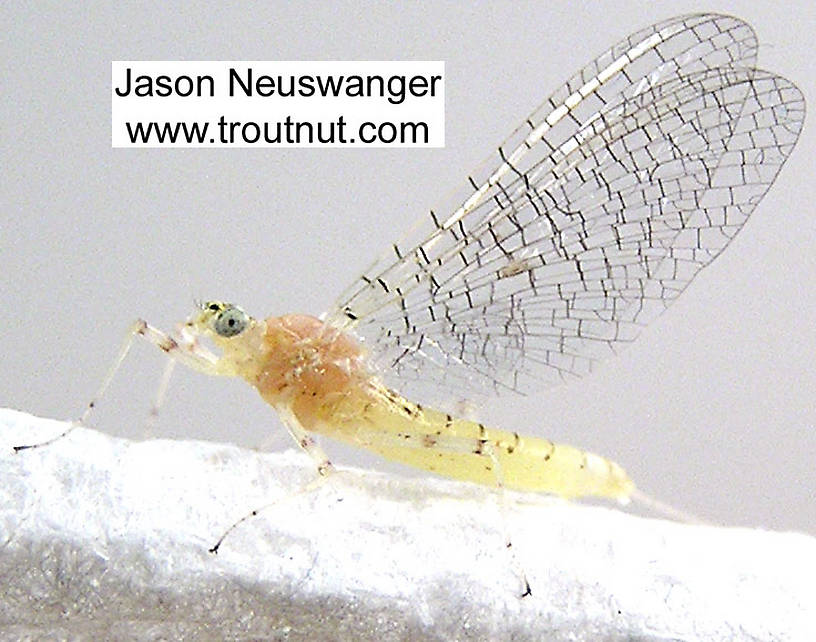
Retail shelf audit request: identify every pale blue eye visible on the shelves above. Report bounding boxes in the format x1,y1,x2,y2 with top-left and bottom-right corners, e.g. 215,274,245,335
214,307,248,337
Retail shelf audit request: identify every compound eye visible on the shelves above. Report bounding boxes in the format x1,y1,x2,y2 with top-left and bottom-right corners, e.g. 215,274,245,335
213,306,248,337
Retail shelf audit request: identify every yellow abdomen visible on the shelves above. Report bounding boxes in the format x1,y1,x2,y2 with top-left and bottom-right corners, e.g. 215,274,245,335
308,383,635,501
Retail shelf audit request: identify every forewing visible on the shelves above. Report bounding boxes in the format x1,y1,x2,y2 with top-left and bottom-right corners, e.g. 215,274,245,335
327,13,804,399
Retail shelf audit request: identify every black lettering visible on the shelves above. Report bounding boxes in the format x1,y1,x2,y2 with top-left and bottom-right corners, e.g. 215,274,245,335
134,74,154,97
229,67,252,96
337,115,348,142
359,121,375,143
114,67,133,97
255,74,275,97
295,119,314,143
316,74,343,97
379,122,397,143
117,69,214,98
360,74,379,98
154,75,173,97
125,120,209,144
408,74,428,97
242,122,260,143
297,75,314,97
386,75,406,104
276,74,294,97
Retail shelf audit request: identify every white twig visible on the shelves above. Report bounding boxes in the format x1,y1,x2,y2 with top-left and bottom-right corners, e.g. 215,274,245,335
1,407,814,641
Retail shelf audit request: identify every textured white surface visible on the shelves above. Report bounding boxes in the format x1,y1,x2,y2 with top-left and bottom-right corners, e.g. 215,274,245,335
0,407,814,641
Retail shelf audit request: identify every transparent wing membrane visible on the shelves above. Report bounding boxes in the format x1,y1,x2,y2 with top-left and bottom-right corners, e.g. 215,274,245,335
327,13,805,398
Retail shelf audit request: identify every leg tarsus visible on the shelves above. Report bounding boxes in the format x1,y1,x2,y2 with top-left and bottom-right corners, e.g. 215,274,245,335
209,472,331,554
13,422,80,452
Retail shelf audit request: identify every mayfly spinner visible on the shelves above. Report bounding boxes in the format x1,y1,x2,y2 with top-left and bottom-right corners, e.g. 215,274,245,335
18,14,804,545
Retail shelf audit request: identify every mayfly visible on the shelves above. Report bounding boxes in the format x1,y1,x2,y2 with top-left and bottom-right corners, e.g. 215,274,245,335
17,14,804,543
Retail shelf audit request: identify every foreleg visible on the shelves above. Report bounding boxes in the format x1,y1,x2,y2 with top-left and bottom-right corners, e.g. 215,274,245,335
15,319,223,451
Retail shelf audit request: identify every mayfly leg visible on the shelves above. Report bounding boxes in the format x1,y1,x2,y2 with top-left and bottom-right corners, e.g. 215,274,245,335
350,418,534,594
481,441,533,597
143,323,219,435
209,407,336,554
441,402,532,596
277,407,335,478
207,470,333,554
143,357,177,438
13,319,221,452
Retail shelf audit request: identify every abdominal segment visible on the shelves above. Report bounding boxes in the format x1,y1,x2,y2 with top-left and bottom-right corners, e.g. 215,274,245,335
311,383,635,501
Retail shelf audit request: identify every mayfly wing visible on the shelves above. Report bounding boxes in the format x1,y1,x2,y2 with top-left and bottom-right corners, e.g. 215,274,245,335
326,13,805,399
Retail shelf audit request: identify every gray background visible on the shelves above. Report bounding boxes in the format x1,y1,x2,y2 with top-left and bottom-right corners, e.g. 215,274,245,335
3,1,814,534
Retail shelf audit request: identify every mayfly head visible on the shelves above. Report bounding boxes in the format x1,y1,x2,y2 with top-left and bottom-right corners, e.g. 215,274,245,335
189,301,252,340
